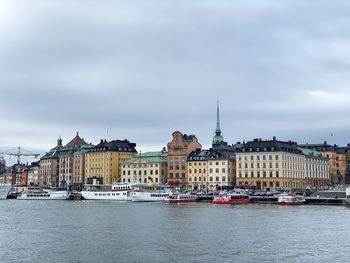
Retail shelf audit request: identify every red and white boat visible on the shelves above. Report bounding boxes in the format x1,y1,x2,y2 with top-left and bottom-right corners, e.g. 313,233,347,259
163,194,197,203
213,194,250,204
278,193,305,205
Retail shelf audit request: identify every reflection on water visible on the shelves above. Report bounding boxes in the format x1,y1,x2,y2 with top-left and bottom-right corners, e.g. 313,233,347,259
0,201,350,263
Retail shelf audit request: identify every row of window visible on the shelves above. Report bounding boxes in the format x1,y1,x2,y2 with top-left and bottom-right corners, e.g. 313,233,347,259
238,171,280,178
169,158,186,163
122,177,160,183
169,165,185,170
122,170,161,176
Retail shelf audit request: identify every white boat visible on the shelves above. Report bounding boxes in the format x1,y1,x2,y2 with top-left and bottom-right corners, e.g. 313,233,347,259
0,184,11,200
278,193,305,205
81,183,136,201
81,190,130,201
345,188,350,205
130,185,173,202
17,189,69,200
164,193,197,203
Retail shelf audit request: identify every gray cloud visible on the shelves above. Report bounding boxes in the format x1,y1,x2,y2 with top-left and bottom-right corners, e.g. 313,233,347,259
1,0,350,165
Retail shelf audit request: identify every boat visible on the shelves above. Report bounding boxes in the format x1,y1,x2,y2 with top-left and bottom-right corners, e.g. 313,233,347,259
213,193,250,204
277,193,305,205
17,189,69,200
130,184,172,202
163,193,197,203
345,187,350,205
81,183,136,201
0,184,11,200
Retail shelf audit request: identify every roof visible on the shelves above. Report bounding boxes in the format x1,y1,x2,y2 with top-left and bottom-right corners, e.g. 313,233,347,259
182,134,196,145
188,149,212,161
64,132,88,149
73,144,95,155
298,147,326,158
91,139,137,153
299,143,336,152
122,151,166,165
187,148,236,161
236,138,302,155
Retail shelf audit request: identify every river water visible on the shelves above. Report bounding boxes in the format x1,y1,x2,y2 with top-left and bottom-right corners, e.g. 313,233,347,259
0,200,349,263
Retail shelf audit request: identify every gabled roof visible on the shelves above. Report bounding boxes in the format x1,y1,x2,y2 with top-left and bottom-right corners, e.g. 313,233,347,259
91,139,137,153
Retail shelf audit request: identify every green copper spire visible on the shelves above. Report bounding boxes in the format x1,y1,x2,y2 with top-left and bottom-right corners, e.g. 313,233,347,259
212,101,224,145
57,136,63,146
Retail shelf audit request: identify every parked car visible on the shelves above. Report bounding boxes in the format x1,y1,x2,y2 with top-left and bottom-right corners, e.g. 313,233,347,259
196,191,204,195
265,191,273,196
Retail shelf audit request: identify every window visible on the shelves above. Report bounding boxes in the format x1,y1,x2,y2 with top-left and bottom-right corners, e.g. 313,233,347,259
269,182,273,187
189,169,192,174
245,172,248,178
194,169,197,173
269,155,272,160
222,168,225,173
216,177,219,181
182,173,185,178
181,165,185,170
239,163,242,168
222,177,225,181
263,171,266,178
245,163,248,169
276,182,280,187
257,156,260,160
251,172,254,178
210,177,213,181
263,155,266,160
276,171,279,178
216,168,219,173
250,163,254,168
269,163,272,168
250,156,254,161
275,155,279,160
209,168,213,173
276,163,279,168
270,171,273,177
257,163,260,168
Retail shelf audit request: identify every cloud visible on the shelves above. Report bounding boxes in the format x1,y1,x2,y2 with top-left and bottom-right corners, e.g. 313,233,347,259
1,0,350,165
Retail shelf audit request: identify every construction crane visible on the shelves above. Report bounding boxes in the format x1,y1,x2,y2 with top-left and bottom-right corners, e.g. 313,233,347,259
0,147,40,164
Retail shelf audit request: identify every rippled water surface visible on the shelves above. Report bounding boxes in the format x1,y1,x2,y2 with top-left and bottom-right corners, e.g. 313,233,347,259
1,200,350,263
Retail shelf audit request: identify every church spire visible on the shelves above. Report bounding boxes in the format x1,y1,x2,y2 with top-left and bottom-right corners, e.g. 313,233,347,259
212,101,224,145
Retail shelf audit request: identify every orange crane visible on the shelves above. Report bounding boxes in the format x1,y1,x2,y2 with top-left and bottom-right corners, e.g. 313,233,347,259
0,147,40,164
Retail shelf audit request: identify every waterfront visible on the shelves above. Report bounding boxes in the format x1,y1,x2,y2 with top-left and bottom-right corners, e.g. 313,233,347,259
1,201,350,263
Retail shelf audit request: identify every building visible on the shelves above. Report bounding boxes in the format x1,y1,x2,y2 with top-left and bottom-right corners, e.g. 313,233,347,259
187,149,210,191
85,139,137,186
72,144,94,191
121,151,168,185
28,161,40,186
58,132,89,189
167,131,202,190
298,147,329,187
300,142,346,184
236,138,305,190
39,137,63,187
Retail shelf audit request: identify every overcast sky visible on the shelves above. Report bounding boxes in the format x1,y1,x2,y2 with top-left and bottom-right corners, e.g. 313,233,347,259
1,0,350,165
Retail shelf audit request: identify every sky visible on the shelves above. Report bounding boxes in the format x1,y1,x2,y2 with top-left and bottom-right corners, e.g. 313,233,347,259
1,0,350,165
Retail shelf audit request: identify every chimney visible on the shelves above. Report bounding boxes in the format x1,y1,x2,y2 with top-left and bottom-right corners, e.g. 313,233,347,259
100,139,103,144
273,136,276,141
324,141,327,145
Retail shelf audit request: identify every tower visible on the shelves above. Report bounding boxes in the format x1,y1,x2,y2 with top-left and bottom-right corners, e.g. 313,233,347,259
212,101,224,146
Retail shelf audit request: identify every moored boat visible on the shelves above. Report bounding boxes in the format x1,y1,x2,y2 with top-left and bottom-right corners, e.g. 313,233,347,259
277,193,305,205
213,193,250,204
345,187,350,205
130,185,172,202
17,189,69,200
0,184,11,200
163,193,197,203
81,183,136,201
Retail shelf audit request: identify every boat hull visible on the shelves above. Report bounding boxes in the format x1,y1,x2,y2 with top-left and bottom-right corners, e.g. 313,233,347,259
213,199,250,204
165,198,197,203
81,191,130,201
278,202,304,205
17,191,69,200
130,192,171,202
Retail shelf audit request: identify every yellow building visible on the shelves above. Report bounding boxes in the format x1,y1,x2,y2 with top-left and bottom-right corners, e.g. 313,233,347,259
84,139,137,186
236,138,305,190
187,150,210,191
121,151,168,185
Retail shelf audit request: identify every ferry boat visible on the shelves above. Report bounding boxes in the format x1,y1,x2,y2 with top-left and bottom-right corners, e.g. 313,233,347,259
130,185,172,202
163,193,197,203
0,184,11,200
81,183,135,201
213,193,250,204
277,193,305,205
17,189,69,200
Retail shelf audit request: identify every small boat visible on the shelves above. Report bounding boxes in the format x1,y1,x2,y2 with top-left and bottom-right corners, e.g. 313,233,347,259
345,187,350,205
213,193,250,204
17,189,69,200
0,184,11,200
278,193,305,205
164,193,197,203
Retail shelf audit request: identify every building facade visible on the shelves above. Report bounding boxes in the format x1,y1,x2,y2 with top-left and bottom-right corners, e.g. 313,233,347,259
187,149,210,191
236,138,305,190
301,142,346,184
167,131,202,190
85,139,137,186
39,137,63,187
121,151,168,185
298,148,330,187
58,132,89,189
72,144,94,191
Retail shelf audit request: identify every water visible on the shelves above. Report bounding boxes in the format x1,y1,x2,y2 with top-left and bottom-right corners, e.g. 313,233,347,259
0,201,350,263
